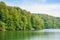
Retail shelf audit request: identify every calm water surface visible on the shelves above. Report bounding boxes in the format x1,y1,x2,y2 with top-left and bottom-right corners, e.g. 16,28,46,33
0,29,60,40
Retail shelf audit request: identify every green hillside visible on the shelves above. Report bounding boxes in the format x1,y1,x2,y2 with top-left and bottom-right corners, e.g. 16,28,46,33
0,2,44,31
0,2,60,31
38,14,60,29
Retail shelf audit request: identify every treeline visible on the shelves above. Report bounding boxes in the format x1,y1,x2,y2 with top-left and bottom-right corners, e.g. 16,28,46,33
38,14,60,29
0,2,44,31
0,2,60,31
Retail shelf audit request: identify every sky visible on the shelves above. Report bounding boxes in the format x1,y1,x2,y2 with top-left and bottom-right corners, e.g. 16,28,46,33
0,0,60,17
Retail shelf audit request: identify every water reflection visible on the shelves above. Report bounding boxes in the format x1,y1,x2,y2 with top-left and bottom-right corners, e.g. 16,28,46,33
0,30,60,40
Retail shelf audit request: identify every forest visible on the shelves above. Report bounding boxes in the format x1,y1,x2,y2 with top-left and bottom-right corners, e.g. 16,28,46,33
0,2,60,31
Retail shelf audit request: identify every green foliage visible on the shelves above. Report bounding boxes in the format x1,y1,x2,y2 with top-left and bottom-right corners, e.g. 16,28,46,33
0,21,6,31
31,14,44,30
38,14,60,29
0,2,44,31
0,2,60,31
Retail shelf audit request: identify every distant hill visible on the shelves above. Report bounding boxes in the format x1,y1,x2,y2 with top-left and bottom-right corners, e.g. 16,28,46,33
0,2,60,31
38,14,60,29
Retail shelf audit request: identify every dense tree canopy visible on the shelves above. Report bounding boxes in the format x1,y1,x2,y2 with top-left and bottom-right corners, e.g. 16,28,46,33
38,14,60,29
0,2,44,31
0,2,60,31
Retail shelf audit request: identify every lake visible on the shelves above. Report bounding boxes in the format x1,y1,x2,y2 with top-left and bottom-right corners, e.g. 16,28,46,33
0,29,60,40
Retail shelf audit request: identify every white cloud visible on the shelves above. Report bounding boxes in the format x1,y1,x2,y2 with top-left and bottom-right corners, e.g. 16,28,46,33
19,4,60,17
4,0,60,17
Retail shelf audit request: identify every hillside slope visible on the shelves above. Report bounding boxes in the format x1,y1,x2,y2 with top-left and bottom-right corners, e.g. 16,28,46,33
0,2,60,31
38,14,60,29
0,2,44,31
